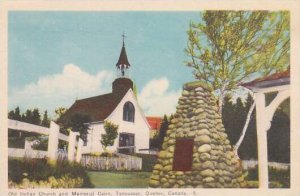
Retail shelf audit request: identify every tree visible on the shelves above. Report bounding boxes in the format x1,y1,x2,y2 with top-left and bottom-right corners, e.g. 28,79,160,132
23,109,33,123
32,108,41,125
41,110,50,127
222,95,236,142
8,107,22,121
54,107,67,121
101,121,119,151
67,114,91,141
185,11,290,115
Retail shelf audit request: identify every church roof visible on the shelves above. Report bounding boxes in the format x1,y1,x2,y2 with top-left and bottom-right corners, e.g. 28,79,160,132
62,92,125,123
116,43,130,68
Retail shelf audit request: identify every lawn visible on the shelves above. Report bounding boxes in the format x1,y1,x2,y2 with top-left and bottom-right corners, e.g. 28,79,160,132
87,171,151,188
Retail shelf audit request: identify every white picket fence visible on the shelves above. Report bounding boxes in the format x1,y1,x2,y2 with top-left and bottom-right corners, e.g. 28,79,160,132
81,153,142,170
241,159,290,170
8,119,83,162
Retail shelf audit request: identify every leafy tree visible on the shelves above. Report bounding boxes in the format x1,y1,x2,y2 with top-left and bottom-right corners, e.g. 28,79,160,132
223,95,258,159
222,95,236,142
8,107,22,121
54,107,67,121
185,11,290,115
67,114,91,141
32,108,41,125
268,100,290,163
23,109,33,123
158,115,170,150
8,110,15,120
101,121,119,151
41,110,50,127
150,115,171,150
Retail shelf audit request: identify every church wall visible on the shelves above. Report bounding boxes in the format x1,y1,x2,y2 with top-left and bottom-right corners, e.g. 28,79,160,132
107,89,150,154
81,89,150,154
81,123,105,154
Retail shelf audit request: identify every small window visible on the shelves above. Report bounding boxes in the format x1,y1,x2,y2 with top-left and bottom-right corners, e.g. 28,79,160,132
173,138,194,171
123,101,135,122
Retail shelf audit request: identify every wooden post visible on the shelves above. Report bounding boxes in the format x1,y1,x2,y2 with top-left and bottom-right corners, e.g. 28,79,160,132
255,92,269,189
48,121,59,162
68,131,79,162
76,138,83,163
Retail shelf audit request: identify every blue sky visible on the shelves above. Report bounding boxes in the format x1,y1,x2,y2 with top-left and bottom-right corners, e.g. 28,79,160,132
8,11,201,117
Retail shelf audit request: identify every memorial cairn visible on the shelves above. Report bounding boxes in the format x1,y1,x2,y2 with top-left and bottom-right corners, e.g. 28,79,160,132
149,81,244,188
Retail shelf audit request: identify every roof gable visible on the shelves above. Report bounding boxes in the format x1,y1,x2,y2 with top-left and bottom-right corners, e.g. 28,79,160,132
62,92,125,122
106,89,151,128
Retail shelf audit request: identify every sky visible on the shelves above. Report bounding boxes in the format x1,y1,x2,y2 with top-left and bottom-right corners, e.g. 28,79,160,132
8,11,201,117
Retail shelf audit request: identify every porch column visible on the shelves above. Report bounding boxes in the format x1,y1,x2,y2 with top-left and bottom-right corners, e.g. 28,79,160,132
255,92,269,189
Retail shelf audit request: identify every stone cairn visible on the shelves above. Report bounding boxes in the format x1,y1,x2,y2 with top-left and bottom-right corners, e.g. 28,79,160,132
149,81,244,188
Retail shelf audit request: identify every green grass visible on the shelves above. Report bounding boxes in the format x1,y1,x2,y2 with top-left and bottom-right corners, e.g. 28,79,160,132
87,171,151,188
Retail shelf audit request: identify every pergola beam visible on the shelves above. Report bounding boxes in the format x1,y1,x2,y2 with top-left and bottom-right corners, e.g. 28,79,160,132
254,87,290,189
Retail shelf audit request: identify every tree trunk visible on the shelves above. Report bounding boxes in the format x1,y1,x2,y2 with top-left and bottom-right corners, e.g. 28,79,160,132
218,91,225,116
233,101,256,158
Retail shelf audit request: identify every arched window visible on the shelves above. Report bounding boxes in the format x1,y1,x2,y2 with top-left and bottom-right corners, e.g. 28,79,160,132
123,101,135,122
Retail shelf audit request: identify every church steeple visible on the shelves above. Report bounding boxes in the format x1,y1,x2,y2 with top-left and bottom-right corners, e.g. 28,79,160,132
116,33,131,77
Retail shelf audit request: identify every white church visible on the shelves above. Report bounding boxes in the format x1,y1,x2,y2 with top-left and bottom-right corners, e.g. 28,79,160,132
62,37,150,154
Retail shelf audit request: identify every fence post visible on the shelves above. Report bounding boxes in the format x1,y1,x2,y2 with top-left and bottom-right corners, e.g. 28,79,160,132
24,140,32,158
76,138,83,163
48,121,59,162
68,131,79,162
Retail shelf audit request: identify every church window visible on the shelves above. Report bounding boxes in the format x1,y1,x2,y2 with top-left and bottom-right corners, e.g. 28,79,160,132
123,101,135,122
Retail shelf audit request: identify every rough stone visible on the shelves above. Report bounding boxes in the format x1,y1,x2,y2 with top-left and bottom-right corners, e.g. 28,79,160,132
202,177,215,183
200,153,211,161
149,81,244,188
153,164,163,170
201,169,215,177
196,129,210,136
198,144,212,153
149,179,160,187
196,135,211,144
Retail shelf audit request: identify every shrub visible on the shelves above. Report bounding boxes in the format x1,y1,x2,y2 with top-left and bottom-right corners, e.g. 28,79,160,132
8,158,93,188
135,153,157,172
244,165,290,188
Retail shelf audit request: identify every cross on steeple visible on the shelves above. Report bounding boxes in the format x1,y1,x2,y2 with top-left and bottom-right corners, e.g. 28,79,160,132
116,33,131,77
122,32,126,46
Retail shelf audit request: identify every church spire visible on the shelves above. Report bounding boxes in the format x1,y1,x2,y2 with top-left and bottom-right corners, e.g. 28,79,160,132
116,32,131,77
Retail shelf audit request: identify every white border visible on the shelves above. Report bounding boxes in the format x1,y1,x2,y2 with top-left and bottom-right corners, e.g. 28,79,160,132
1,1,299,196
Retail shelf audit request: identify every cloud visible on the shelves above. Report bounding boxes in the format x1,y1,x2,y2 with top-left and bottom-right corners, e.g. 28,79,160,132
9,64,113,116
138,78,181,116
9,66,180,118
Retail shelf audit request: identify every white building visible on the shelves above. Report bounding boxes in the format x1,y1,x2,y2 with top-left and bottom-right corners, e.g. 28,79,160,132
62,38,150,154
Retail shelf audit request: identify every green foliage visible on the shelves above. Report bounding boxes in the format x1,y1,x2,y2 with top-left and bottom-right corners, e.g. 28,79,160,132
135,153,157,172
8,107,22,121
268,100,290,163
244,165,290,188
186,11,290,112
60,113,91,140
222,94,290,162
8,158,93,188
41,110,50,127
87,171,151,188
8,107,50,127
101,121,119,150
54,107,67,121
150,115,170,150
8,132,26,148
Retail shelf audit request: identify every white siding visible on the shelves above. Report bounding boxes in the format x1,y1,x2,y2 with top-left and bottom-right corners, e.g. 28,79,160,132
82,89,150,154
